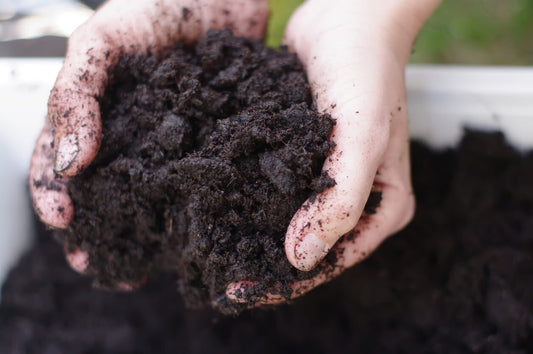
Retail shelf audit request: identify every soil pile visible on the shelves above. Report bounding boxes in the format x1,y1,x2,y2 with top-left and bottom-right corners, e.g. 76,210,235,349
2,131,531,353
57,29,337,313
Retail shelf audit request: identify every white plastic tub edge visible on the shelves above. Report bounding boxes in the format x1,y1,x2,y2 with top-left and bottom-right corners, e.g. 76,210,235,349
407,65,533,151
1,59,533,296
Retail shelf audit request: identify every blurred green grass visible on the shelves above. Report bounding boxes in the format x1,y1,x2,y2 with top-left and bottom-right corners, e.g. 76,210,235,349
268,0,533,65
266,0,304,48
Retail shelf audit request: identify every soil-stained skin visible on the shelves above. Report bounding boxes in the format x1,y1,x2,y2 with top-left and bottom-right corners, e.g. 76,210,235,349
58,29,338,313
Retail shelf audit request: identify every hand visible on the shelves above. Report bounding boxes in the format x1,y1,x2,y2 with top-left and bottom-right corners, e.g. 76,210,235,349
227,0,442,306
29,0,268,277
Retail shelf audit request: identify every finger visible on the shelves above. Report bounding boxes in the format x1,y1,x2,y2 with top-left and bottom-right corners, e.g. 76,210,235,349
66,248,90,274
284,109,409,275
284,106,391,271
337,179,415,273
49,0,193,177
225,281,260,304
115,275,147,291
282,170,415,303
29,120,74,229
50,0,269,177
228,169,414,306
65,247,149,291
225,274,339,306
102,274,148,292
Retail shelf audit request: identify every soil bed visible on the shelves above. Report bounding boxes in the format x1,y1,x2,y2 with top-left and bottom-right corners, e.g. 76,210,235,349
2,131,532,353
57,29,339,313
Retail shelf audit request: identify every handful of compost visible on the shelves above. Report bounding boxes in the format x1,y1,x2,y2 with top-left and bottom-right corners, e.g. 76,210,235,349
30,0,432,313
56,29,336,313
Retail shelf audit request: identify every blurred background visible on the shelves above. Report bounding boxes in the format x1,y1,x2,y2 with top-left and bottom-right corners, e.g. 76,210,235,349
1,0,533,64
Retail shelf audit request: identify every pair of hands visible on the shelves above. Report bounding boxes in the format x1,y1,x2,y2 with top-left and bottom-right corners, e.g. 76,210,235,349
30,0,440,306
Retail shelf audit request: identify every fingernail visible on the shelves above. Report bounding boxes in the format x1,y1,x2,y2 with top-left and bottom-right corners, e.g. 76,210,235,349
294,233,329,271
54,133,79,172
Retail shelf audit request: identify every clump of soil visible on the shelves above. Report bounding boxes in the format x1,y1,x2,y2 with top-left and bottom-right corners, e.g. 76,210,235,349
2,131,531,353
57,29,339,313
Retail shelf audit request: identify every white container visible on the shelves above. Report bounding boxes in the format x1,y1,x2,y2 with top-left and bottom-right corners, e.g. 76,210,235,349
0,59,64,291
1,59,533,293
407,65,533,151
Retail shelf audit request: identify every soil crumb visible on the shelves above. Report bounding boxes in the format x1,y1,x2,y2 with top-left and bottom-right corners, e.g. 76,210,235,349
2,131,531,353
57,29,336,313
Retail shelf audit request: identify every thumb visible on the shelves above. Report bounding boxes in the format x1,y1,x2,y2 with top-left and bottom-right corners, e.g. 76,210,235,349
285,113,389,271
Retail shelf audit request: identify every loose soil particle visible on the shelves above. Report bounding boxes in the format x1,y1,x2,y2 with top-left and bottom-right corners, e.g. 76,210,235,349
57,29,340,313
1,131,532,353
